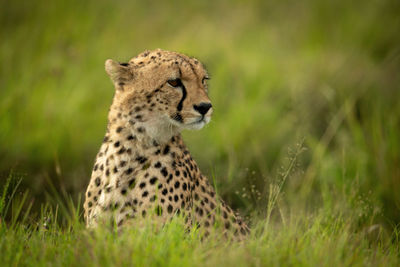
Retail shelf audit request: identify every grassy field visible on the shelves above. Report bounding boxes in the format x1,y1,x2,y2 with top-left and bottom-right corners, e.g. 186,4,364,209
1,0,400,265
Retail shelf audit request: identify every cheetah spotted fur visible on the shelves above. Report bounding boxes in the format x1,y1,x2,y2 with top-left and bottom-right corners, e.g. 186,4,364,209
84,49,250,239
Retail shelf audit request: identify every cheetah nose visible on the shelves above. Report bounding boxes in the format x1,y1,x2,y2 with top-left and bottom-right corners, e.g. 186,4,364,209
193,103,212,115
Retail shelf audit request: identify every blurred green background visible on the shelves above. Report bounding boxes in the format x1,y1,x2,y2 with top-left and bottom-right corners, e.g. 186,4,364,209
1,0,400,227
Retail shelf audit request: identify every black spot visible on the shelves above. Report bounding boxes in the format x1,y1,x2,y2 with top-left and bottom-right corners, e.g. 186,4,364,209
142,210,146,217
129,178,136,188
174,195,179,202
137,127,145,133
150,195,157,202
136,156,147,164
87,192,91,197
155,205,163,215
167,205,173,214
103,136,109,143
120,161,127,167
139,182,146,189
152,140,160,147
182,183,187,190
175,170,180,176
150,177,158,185
154,162,161,168
116,127,123,133
162,189,168,195
174,181,180,189
167,174,173,183
125,168,133,175
142,191,149,197
161,167,168,177
105,169,110,176
93,164,98,171
119,63,129,66
134,106,141,112
121,188,127,195
127,135,135,141
117,147,126,154
95,177,101,186
113,167,118,173
196,207,203,216
163,145,170,155
135,115,142,120
88,201,93,207
114,141,120,147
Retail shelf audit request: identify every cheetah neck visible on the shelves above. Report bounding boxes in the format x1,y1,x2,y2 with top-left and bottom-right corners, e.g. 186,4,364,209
102,108,191,172
107,102,180,147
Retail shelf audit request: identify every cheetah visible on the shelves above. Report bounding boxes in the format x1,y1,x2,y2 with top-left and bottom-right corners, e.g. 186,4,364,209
84,49,250,239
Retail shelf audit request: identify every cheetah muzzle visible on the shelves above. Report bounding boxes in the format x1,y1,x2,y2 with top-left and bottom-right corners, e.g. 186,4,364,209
84,49,250,239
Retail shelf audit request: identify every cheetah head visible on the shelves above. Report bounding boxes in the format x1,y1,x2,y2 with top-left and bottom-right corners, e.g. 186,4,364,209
105,49,212,142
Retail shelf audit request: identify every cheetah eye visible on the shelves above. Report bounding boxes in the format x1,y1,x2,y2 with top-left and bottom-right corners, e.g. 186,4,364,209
167,78,182,88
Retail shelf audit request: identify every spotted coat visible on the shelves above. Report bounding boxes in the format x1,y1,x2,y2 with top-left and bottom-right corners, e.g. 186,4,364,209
84,49,249,239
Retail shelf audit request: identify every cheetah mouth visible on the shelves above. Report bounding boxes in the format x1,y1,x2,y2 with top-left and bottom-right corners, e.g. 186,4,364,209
184,116,210,130
190,117,206,124
169,113,210,130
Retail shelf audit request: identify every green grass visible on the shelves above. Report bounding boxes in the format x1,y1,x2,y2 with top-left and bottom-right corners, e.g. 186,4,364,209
1,0,400,265
1,171,399,266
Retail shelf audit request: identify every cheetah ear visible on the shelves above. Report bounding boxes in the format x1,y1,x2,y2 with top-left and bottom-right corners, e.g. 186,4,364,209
105,59,134,88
